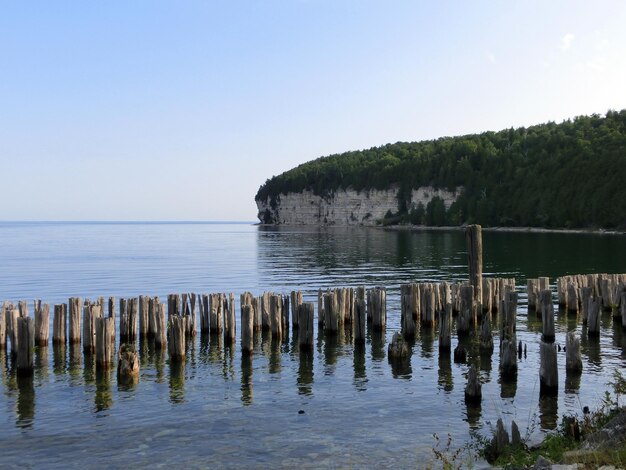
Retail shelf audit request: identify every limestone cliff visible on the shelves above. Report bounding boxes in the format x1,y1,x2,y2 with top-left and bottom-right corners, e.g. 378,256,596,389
256,186,461,225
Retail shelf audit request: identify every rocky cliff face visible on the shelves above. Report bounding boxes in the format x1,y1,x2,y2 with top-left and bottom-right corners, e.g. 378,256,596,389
256,186,461,225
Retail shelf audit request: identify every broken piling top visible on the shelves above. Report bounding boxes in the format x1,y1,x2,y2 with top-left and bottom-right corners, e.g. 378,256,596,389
466,224,483,306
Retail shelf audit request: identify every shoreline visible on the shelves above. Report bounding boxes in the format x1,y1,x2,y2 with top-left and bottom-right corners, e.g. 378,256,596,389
256,222,626,236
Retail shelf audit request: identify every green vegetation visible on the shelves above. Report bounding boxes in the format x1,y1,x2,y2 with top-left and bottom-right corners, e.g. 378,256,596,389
256,110,626,229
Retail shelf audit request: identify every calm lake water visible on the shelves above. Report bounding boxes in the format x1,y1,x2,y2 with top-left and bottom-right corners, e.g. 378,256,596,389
1,222,625,468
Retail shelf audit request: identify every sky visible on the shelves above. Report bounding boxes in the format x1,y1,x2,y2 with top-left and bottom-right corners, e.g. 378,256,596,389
1,1,625,221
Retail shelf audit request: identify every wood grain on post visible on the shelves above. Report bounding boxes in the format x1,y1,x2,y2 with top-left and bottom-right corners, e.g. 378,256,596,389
16,317,34,376
438,303,451,351
8,308,19,358
209,293,224,334
95,316,114,369
479,316,493,353
270,294,283,340
539,289,554,342
298,303,314,350
565,331,582,373
34,300,50,346
167,315,186,361
69,297,82,344
83,303,100,354
587,296,601,337
117,344,140,383
108,296,116,344
466,224,483,306
53,304,67,345
369,287,386,332
241,304,254,355
224,293,236,345
290,291,303,329
539,341,558,396
139,295,149,338
581,287,592,325
154,300,167,349
0,302,6,349
457,285,473,336
354,289,366,345
464,364,481,405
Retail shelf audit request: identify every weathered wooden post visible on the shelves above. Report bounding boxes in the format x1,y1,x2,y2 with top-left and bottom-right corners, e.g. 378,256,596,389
401,284,417,339
117,344,140,383
587,296,601,337
527,279,538,312
241,305,254,356
16,317,35,376
52,304,66,345
0,302,6,349
539,290,555,342
565,331,582,373
199,294,209,334
120,298,138,343
139,295,149,338
261,292,271,331
182,293,197,337
209,293,224,334
281,294,290,333
438,303,452,351
466,224,483,306
252,296,261,331
83,303,101,354
457,285,474,336
167,315,186,361
95,316,114,369
270,294,283,340
479,317,494,353
154,300,167,349
581,287,592,324
69,297,81,344
224,293,236,345
621,291,626,329
421,284,435,327
388,332,410,360
540,341,558,396
323,290,338,334
298,303,314,350
8,307,20,358
18,300,28,317
464,364,481,405
369,287,386,332
567,283,579,314
290,291,303,330
354,288,366,345
318,289,325,327
34,300,50,346
108,297,116,344
148,296,157,338
500,339,517,379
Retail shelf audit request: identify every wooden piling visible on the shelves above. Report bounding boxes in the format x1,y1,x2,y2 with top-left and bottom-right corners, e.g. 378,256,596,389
567,283,579,314
200,294,210,334
241,305,254,355
16,317,34,376
167,315,186,361
108,296,116,344
0,302,6,349
354,289,366,345
621,291,626,329
464,364,481,405
466,224,483,306
154,300,167,349
420,284,435,327
539,290,555,342
581,287,592,325
587,296,600,337
457,285,474,336
318,289,325,327
290,291,303,330
282,294,290,333
401,284,417,339
148,296,157,338
479,317,494,353
82,303,100,354
368,287,386,332
540,341,558,396
270,294,283,340
565,331,582,373
298,303,314,350
8,307,19,358
388,332,410,359
95,316,114,369
69,297,82,344
120,297,138,342
209,293,225,334
527,279,538,311
139,295,149,338
261,292,271,331
224,293,236,345
34,300,50,346
500,339,517,379
438,303,451,351
117,344,140,383
52,304,67,345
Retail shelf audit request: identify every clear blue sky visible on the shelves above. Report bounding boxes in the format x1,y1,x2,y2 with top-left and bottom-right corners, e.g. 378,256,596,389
2,1,625,221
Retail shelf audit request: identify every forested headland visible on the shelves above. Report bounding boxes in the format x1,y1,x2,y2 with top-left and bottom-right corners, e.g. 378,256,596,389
256,110,626,230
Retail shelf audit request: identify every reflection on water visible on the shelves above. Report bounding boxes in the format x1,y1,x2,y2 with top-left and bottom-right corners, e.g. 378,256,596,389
16,375,35,429
1,223,626,467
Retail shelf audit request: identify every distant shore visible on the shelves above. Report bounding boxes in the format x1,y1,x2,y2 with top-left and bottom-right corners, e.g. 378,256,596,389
380,224,626,236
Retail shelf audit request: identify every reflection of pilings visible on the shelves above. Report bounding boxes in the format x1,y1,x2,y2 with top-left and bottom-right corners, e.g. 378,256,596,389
353,343,367,392
16,374,35,429
95,367,113,411
169,360,185,404
53,344,67,376
437,351,453,392
297,349,314,396
539,394,558,431
241,354,253,405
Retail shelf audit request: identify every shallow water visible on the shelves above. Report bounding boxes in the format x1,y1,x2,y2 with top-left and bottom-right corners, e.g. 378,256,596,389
1,222,625,468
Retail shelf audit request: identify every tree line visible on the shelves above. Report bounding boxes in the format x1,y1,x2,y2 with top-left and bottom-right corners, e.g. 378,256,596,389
256,110,626,229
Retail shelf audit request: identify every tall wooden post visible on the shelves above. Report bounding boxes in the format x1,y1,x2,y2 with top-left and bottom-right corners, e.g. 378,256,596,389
17,317,35,376
466,224,483,306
